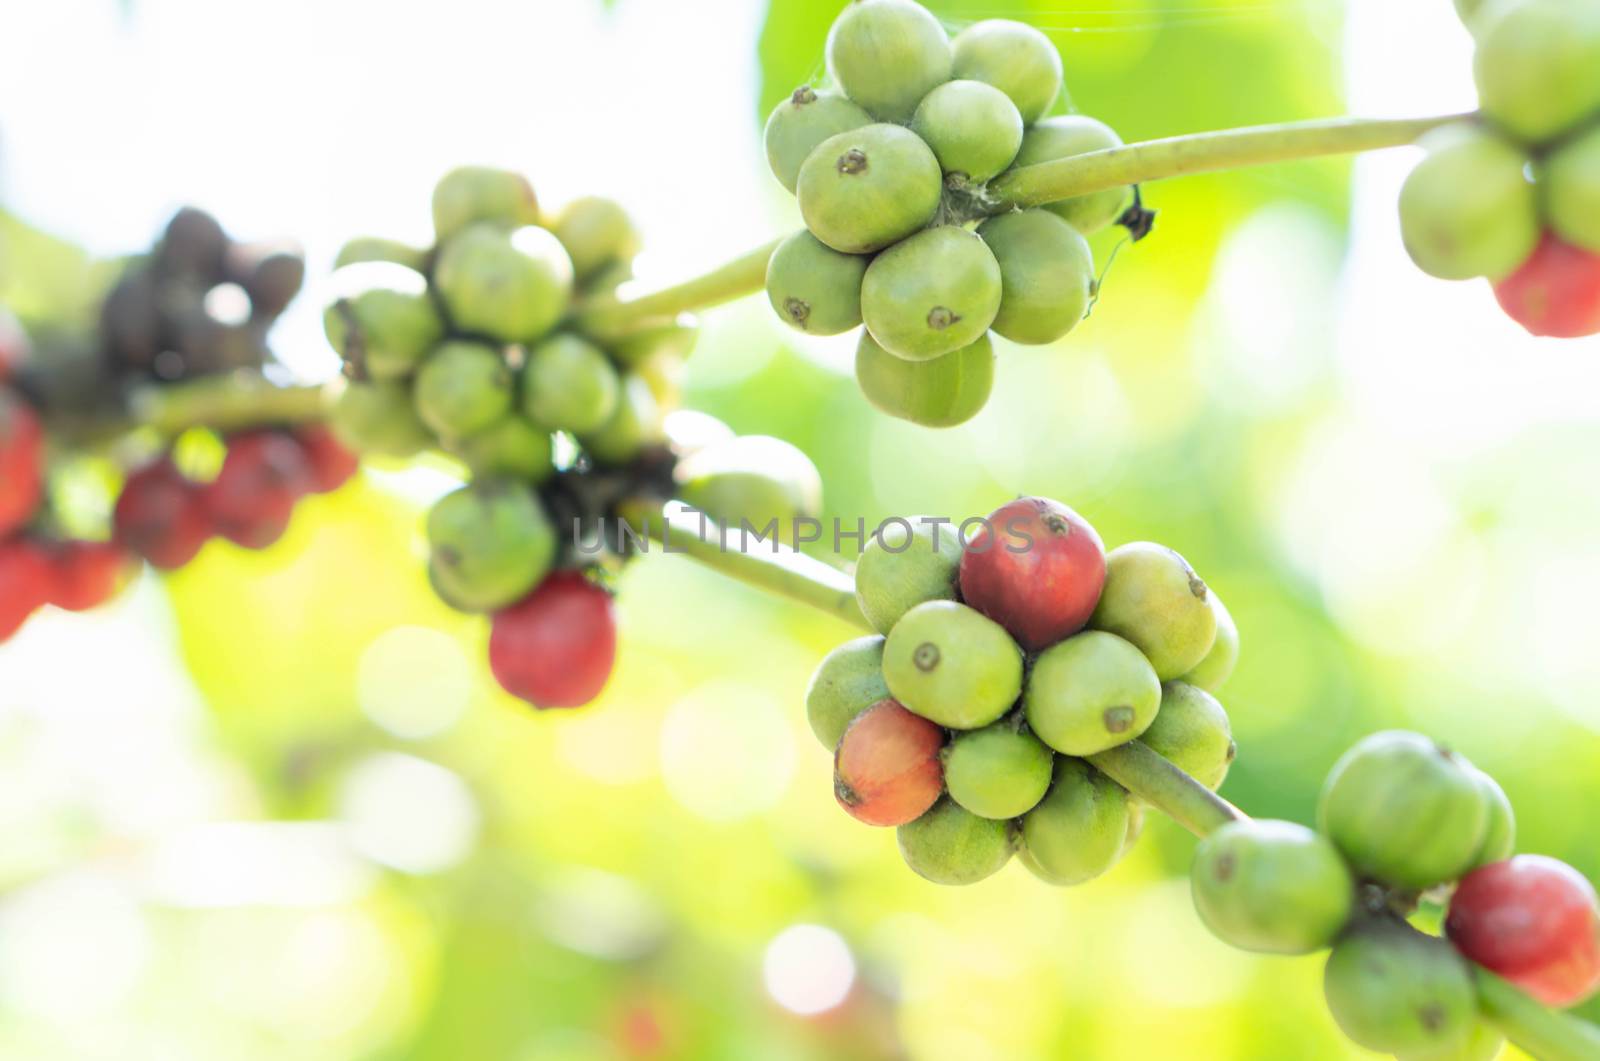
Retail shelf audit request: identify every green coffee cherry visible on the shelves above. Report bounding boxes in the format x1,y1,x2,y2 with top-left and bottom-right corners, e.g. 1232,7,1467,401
1009,116,1129,234
1398,125,1538,281
1318,731,1491,890
897,797,1014,886
797,124,943,254
910,80,1024,184
1545,126,1600,254
579,374,660,466
1467,765,1516,869
675,435,823,539
1180,592,1239,692
883,600,1024,729
323,263,444,380
1020,758,1129,886
432,166,541,241
861,226,1003,360
825,0,953,124
1190,820,1353,955
943,719,1054,819
1023,630,1162,755
550,197,641,280
426,481,556,612
1474,0,1600,145
1090,542,1218,681
1399,1023,1505,1061
805,636,890,750
853,516,963,633
447,415,555,483
950,19,1063,126
433,224,573,344
1141,682,1235,791
765,230,870,336
333,237,430,272
609,318,699,368
976,209,1094,345
855,331,995,428
330,380,433,459
521,334,620,435
764,87,874,194
1324,923,1477,1056
413,340,515,439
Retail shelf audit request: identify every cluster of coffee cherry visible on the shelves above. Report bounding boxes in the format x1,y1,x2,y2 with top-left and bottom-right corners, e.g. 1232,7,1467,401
323,167,821,708
1401,0,1600,337
1194,730,1600,1057
762,0,1137,428
806,496,1236,884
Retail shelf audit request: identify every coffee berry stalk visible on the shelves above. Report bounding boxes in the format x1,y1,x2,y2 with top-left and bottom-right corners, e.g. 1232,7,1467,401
616,494,1600,1061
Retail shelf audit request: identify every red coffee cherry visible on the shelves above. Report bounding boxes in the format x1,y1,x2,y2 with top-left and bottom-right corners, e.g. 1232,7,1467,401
1493,234,1600,338
958,496,1106,652
489,571,617,709
833,699,946,826
113,457,213,570
0,538,53,640
206,432,313,549
1446,855,1600,1008
47,540,132,612
291,424,360,494
0,392,44,537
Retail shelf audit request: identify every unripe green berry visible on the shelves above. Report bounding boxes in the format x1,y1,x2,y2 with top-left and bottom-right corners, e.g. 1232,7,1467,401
1141,682,1235,790
413,340,515,439
855,331,995,428
1023,630,1161,756
976,209,1094,345
943,720,1054,819
1020,757,1129,886
674,434,823,540
432,166,540,241
323,263,444,380
861,226,1002,360
1180,591,1239,692
797,124,943,254
897,797,1014,886
766,230,870,336
853,516,963,634
426,481,556,612
1466,765,1516,869
805,636,890,750
1324,923,1477,1056
550,197,641,280
1545,126,1600,254
1090,542,1218,681
950,19,1063,126
521,334,620,435
1190,819,1353,955
883,600,1024,730
764,87,873,194
330,380,432,459
1398,125,1539,281
1474,0,1600,145
1009,116,1129,234
433,224,572,344
579,374,660,466
608,319,699,369
825,0,953,124
910,80,1024,184
447,415,555,483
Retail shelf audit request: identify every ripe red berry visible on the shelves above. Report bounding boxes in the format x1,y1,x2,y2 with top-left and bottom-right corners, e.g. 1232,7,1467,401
0,392,44,537
489,571,617,709
958,496,1106,652
1446,855,1600,1008
292,424,360,493
1494,234,1600,338
47,540,132,612
0,539,53,640
206,432,313,549
113,457,213,569
833,699,946,827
